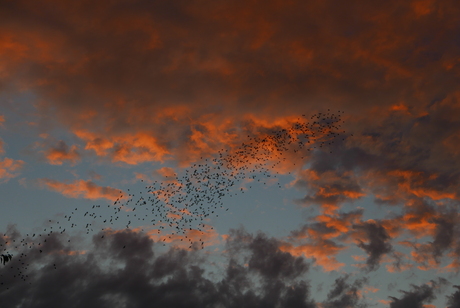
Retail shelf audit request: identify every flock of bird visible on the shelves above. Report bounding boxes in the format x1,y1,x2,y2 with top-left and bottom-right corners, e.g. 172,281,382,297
0,110,347,288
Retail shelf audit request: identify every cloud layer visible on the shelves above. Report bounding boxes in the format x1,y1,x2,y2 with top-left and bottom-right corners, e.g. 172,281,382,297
1,0,460,306
2,227,460,308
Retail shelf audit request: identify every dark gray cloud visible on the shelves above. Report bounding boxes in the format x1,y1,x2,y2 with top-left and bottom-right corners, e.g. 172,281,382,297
245,231,310,280
447,285,460,308
353,221,392,271
431,216,456,262
389,278,449,308
0,228,318,308
322,275,368,308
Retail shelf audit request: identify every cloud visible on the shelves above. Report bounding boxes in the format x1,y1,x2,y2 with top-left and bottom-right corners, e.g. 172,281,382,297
388,279,449,308
280,210,364,272
0,128,24,184
279,239,345,272
38,178,123,201
0,157,25,183
0,138,4,155
447,285,460,308
2,0,459,170
431,216,456,261
2,0,460,305
227,228,310,281
0,227,319,308
352,221,393,271
74,130,170,165
294,169,365,214
385,251,413,273
379,200,460,270
322,275,368,308
44,140,81,165
156,167,177,178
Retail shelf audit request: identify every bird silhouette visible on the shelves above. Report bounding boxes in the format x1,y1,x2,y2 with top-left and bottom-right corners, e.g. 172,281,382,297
0,111,348,287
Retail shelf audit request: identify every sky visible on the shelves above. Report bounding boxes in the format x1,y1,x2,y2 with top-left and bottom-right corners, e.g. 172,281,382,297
1,0,460,307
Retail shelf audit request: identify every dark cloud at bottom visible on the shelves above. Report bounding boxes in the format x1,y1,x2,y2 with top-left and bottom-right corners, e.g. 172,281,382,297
0,227,458,308
388,278,449,308
447,286,460,308
0,228,315,308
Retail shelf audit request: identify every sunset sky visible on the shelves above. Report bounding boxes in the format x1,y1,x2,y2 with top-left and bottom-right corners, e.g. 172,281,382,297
1,0,460,307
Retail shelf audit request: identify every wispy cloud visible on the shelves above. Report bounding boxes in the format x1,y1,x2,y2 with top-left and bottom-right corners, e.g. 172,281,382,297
38,179,123,201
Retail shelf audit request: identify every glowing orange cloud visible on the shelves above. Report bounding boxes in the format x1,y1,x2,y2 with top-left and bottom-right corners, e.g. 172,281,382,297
39,178,123,201
0,157,25,183
400,212,437,238
74,130,170,165
442,258,460,273
388,170,458,201
45,141,81,165
279,240,346,272
314,212,363,239
294,169,365,215
407,244,440,271
389,103,410,113
70,110,342,171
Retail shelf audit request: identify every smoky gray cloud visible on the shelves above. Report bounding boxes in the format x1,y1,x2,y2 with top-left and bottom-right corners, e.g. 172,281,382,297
389,278,449,308
0,227,318,308
354,221,393,271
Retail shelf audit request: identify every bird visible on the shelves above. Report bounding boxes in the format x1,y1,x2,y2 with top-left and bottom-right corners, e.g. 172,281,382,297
0,111,348,287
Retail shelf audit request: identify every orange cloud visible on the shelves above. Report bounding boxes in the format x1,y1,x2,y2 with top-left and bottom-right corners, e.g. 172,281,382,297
316,211,363,238
400,212,437,238
407,243,440,271
1,0,457,127
0,157,25,183
156,167,175,178
442,258,460,273
294,169,365,214
279,240,346,272
378,299,391,305
389,170,458,201
363,286,379,294
352,255,367,262
45,140,81,165
74,130,114,157
39,178,123,201
389,103,410,113
74,130,170,165
0,138,4,155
